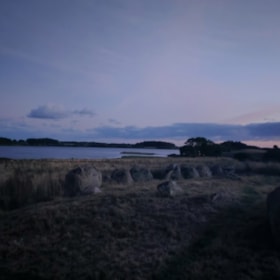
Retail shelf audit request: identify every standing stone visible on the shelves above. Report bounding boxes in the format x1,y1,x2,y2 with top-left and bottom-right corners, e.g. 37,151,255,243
165,164,182,180
64,165,102,196
130,166,153,182
267,187,280,247
157,181,183,197
181,165,200,179
210,165,224,176
197,165,212,177
111,168,133,185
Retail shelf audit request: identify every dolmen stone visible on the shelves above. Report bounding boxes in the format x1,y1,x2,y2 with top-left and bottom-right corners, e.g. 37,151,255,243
165,163,182,180
111,168,133,184
267,186,280,247
210,165,224,176
180,165,200,179
64,165,102,196
157,180,183,197
130,165,153,182
197,165,212,177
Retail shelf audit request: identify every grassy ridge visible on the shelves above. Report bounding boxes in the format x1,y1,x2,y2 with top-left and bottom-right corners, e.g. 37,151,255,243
0,158,280,279
1,157,280,210
0,157,238,210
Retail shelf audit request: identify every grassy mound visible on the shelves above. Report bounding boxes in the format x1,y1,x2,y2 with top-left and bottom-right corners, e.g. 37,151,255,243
1,158,280,279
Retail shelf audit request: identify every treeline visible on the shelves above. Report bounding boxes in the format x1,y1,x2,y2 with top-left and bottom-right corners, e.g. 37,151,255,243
179,137,258,157
0,137,177,150
2,136,280,161
180,137,280,162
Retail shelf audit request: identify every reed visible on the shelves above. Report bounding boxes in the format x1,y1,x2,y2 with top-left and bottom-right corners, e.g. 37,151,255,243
0,157,280,211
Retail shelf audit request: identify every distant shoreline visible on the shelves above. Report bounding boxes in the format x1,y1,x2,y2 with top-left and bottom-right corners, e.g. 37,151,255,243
0,137,178,150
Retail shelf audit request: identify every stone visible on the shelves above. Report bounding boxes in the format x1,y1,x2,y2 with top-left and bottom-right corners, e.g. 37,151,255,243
157,180,183,197
223,165,236,176
111,168,133,184
165,164,182,180
130,166,153,182
180,165,200,179
210,165,224,176
64,165,102,196
210,191,234,206
197,165,212,177
267,187,280,247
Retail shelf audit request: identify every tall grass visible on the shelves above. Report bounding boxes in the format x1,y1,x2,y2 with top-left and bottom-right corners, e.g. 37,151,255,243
1,157,280,210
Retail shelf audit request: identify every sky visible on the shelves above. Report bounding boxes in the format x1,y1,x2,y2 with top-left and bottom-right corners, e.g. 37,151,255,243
1,0,280,147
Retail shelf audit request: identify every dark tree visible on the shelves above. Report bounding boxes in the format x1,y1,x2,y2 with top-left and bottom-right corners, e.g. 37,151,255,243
180,137,221,157
26,138,60,146
0,137,13,145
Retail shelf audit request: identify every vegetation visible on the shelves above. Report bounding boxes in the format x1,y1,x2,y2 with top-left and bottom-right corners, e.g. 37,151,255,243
0,137,177,149
179,137,280,163
0,157,280,279
180,137,222,157
2,135,280,162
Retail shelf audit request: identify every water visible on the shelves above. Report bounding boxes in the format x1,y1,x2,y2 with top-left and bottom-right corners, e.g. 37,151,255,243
0,146,179,159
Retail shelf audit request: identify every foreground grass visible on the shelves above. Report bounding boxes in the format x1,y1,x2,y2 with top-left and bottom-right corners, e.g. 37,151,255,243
156,200,280,280
0,191,215,279
0,172,280,279
1,158,280,279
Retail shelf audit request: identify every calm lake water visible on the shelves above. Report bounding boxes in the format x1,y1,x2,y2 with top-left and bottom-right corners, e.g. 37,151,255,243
0,146,179,159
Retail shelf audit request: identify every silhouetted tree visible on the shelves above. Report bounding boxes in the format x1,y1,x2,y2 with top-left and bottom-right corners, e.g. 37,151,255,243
180,137,221,157
0,137,13,145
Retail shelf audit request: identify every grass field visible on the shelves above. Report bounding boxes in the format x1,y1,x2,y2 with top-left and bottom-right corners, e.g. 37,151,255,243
0,157,280,279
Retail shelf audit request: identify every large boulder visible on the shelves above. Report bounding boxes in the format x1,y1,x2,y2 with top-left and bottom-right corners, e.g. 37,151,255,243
197,165,212,178
267,187,280,247
130,166,153,182
210,190,235,207
180,165,200,179
210,165,224,176
157,181,183,197
165,164,182,180
64,165,102,196
223,165,236,176
111,168,133,185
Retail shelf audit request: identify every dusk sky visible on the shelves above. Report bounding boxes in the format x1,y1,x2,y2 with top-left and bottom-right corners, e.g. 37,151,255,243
1,0,280,146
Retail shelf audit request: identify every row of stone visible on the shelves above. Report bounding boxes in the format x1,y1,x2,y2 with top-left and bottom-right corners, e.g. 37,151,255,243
104,163,237,184
63,163,237,197
62,164,280,248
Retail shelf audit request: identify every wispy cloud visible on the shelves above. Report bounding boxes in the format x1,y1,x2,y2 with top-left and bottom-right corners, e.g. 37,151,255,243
28,105,68,120
91,122,280,142
73,108,95,117
27,105,95,120
108,118,121,125
225,106,280,124
2,116,280,145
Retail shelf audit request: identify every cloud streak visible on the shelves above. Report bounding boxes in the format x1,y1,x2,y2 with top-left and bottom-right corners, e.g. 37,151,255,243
27,105,95,120
91,122,280,142
73,108,96,117
28,105,68,120
2,117,280,146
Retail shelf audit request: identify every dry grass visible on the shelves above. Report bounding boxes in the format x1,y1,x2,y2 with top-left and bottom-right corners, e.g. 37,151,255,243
0,156,279,210
0,157,239,210
155,201,280,280
0,188,219,279
1,158,280,279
